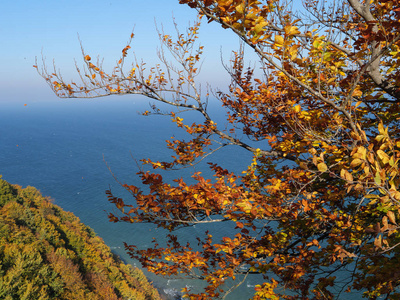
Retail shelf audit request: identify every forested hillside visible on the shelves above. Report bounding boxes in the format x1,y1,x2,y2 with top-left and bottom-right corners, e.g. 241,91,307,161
0,177,161,300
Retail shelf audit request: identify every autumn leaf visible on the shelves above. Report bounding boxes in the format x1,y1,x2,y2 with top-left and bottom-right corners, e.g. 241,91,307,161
274,35,284,47
317,162,328,172
387,211,396,224
285,25,300,35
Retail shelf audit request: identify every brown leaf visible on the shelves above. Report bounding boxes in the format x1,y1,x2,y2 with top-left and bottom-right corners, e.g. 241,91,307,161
387,211,397,225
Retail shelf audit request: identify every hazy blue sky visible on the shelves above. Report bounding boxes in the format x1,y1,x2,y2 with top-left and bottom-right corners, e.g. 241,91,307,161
1,1,243,104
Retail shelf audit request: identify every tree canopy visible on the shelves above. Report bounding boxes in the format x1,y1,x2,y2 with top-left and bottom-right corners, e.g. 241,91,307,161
37,0,400,299
0,178,160,300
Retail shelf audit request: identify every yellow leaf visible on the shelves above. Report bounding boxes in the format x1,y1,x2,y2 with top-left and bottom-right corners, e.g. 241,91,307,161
254,23,265,34
357,146,367,160
309,148,317,155
355,101,362,107
354,183,363,191
317,162,328,172
340,169,353,182
313,39,323,49
289,46,298,60
327,78,336,84
375,173,382,185
274,35,284,47
293,104,301,113
377,150,390,164
235,3,245,14
350,158,363,168
352,89,362,97
285,25,300,35
378,122,385,135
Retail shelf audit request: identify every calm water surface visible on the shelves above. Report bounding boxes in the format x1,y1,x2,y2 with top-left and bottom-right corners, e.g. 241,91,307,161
1,99,264,299
1,99,368,299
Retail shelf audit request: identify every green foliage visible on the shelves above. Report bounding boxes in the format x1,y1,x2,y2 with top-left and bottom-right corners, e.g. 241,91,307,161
0,178,161,300
0,179,20,206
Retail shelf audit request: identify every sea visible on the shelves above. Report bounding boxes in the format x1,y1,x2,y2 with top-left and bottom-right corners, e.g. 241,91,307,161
1,98,367,299
0,98,265,299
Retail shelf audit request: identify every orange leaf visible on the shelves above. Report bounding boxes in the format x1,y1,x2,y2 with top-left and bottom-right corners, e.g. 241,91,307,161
387,211,397,224
236,222,244,229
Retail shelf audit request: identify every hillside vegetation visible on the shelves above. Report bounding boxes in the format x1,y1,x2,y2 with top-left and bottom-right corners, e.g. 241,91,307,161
0,177,161,300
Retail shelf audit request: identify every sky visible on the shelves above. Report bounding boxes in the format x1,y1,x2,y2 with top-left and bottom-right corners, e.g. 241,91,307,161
0,0,243,104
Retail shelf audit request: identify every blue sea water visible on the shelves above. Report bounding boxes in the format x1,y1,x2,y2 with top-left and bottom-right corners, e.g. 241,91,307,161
0,98,262,299
1,98,368,299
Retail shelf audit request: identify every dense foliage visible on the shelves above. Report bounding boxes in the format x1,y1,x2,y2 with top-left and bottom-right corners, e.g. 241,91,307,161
0,177,161,300
38,0,400,299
